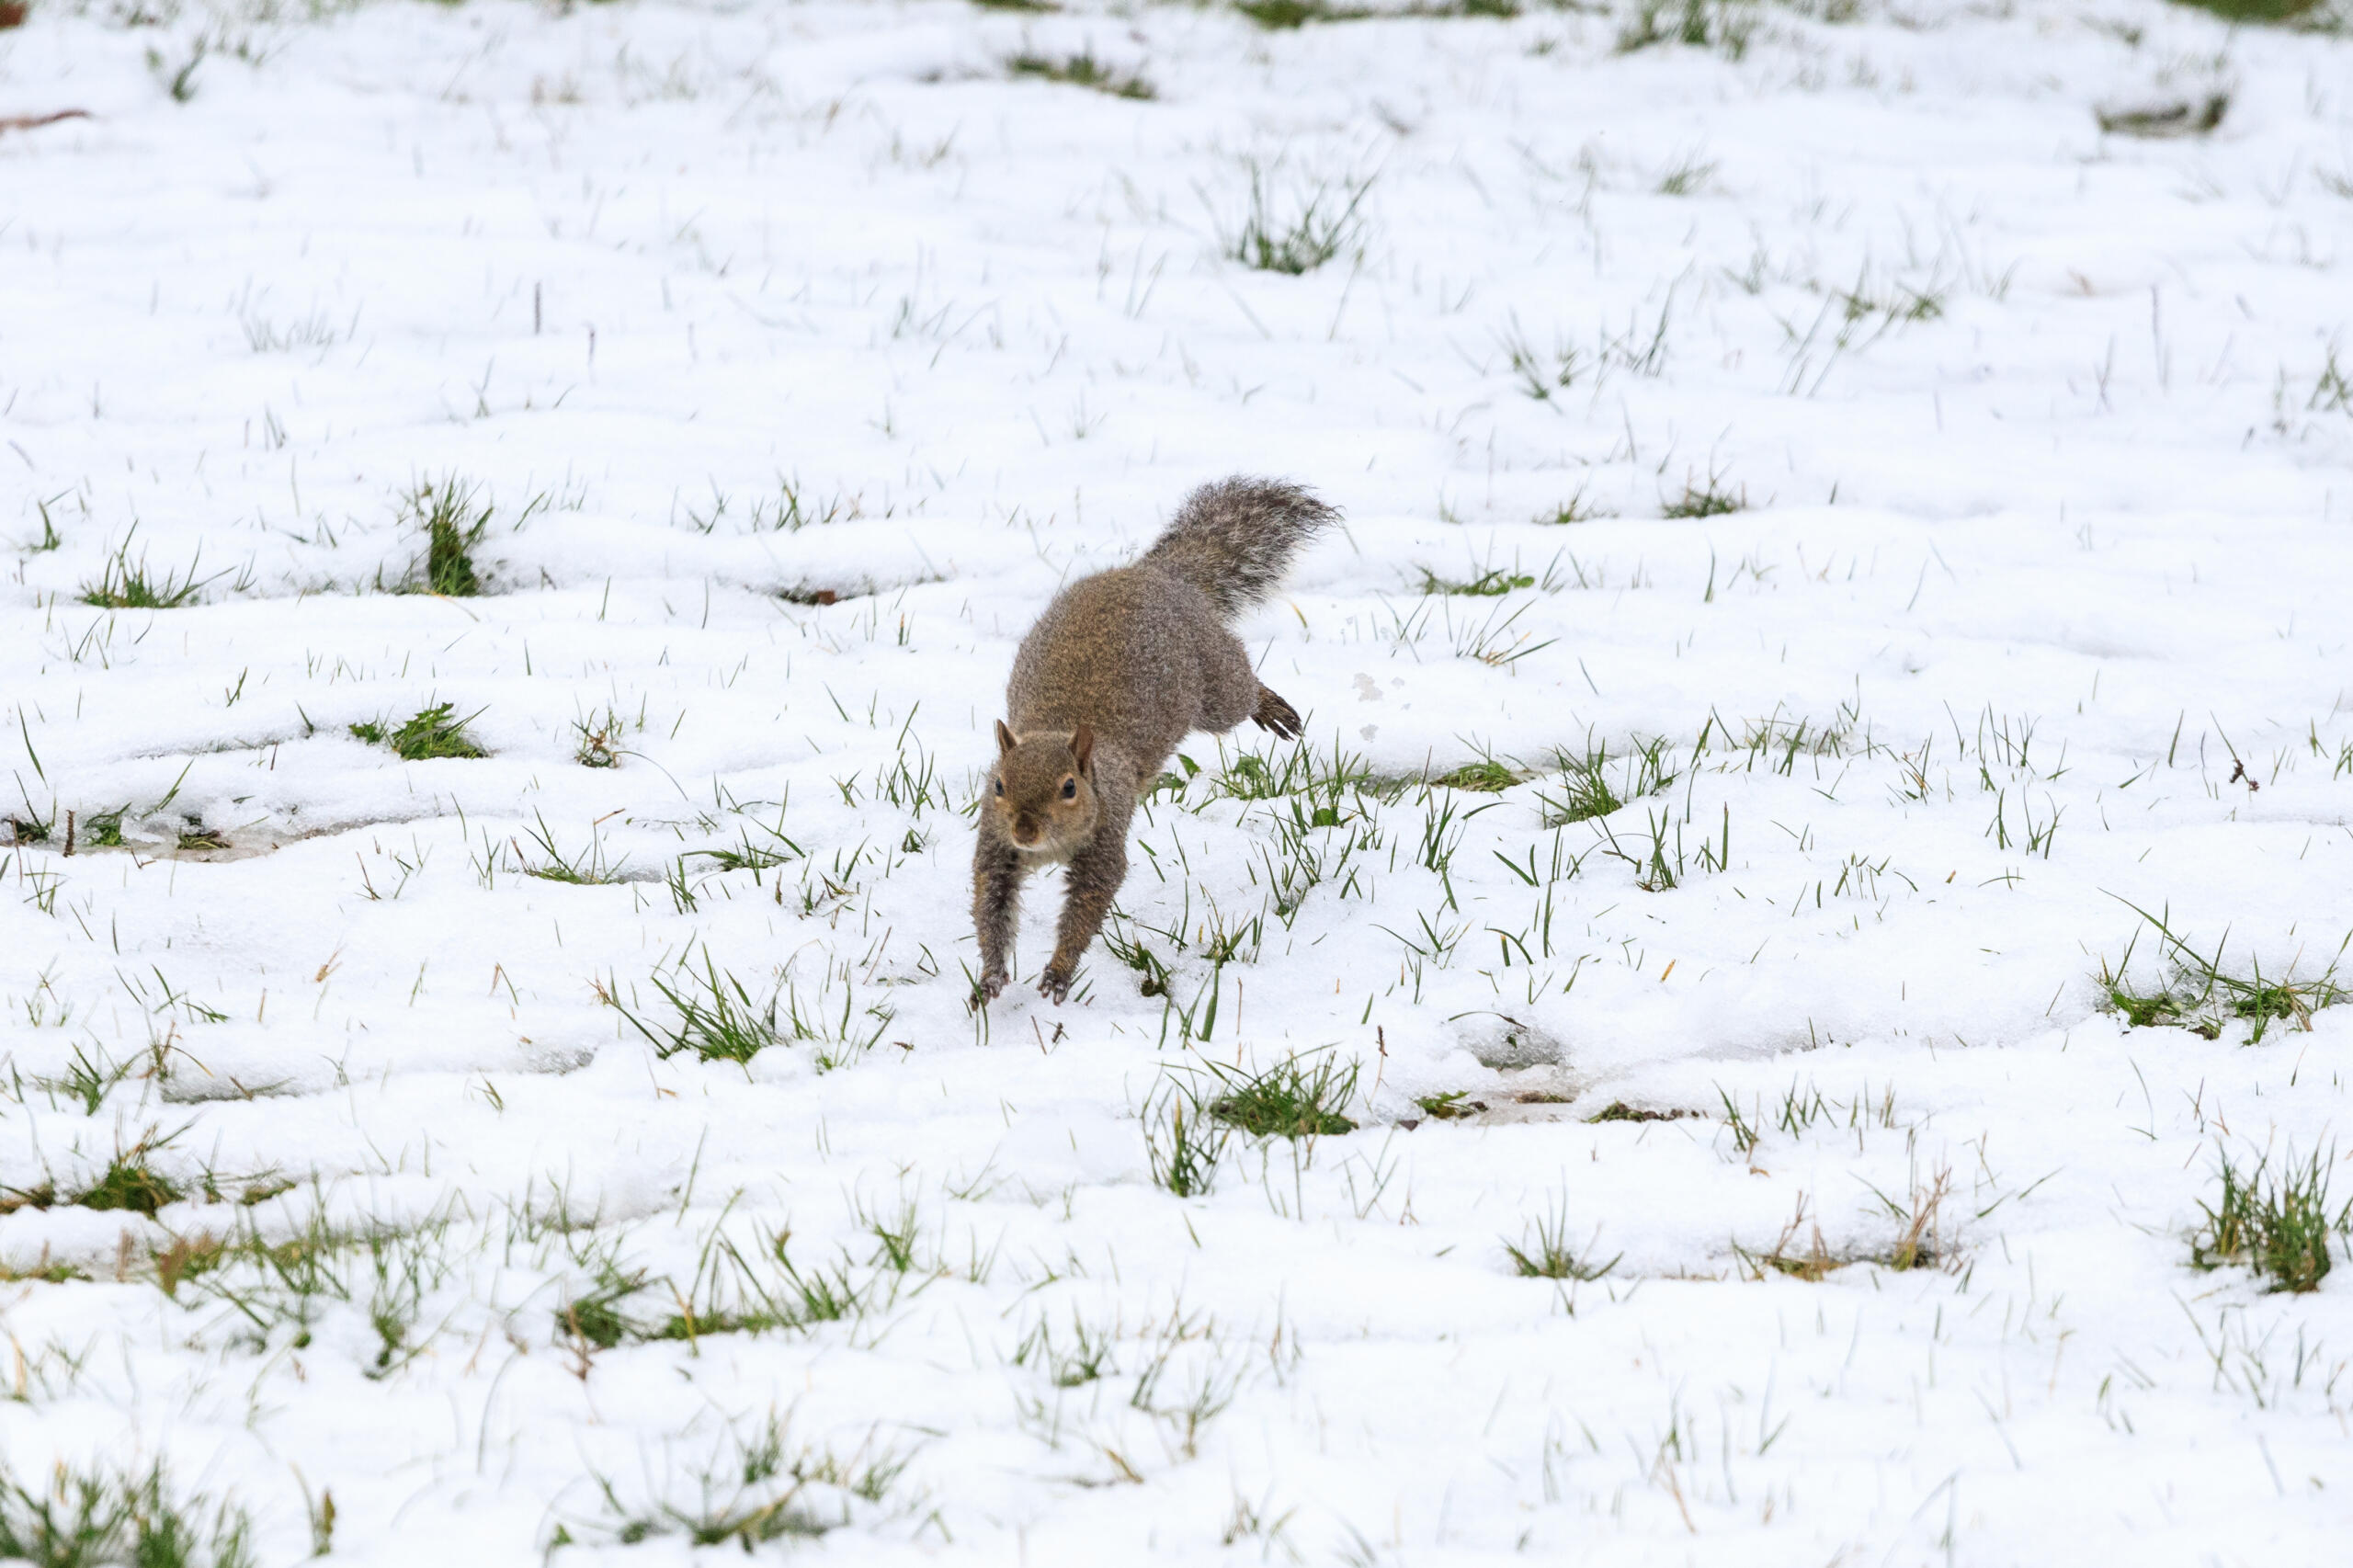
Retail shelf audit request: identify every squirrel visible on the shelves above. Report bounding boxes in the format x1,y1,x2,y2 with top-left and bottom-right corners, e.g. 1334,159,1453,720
973,476,1337,1006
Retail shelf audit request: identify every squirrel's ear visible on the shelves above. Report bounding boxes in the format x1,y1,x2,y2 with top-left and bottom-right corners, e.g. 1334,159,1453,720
995,720,1017,756
1070,723,1095,773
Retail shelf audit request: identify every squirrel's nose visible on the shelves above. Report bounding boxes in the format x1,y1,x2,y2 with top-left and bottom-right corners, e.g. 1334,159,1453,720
1012,820,1039,846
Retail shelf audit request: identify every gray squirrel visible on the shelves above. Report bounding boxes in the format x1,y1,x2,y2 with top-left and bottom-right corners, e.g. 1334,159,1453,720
972,477,1337,1005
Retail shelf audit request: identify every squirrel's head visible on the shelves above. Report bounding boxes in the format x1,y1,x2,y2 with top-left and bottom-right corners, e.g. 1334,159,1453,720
989,721,1098,857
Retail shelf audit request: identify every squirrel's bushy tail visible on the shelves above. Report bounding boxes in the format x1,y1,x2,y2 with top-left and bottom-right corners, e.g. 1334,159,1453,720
1141,476,1337,619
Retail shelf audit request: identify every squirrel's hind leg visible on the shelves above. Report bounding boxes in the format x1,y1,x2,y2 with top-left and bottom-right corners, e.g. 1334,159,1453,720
1194,628,1263,733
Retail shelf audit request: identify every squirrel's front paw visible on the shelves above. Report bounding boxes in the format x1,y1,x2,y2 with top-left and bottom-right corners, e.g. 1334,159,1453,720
976,967,1009,1006
1038,965,1075,1006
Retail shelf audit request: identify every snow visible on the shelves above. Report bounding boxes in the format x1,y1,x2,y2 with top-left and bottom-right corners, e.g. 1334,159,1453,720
3,0,2352,1560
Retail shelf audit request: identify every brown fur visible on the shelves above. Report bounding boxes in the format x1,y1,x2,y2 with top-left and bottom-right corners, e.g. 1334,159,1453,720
974,476,1335,1005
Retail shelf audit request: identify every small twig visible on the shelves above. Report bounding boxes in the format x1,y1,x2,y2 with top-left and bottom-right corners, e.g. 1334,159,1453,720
0,110,94,133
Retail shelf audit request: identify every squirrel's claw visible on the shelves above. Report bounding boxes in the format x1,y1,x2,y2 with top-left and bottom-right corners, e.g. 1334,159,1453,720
1039,967,1074,1006
977,969,1008,1006
1252,686,1303,738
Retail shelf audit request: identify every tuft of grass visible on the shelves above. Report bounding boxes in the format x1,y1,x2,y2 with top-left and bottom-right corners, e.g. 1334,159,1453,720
2098,904,2349,1044
1237,0,1518,22
565,1415,874,1551
155,1192,271,1269
1433,760,1516,792
611,955,782,1066
234,1176,297,1208
242,309,342,354
562,1259,650,1350
176,826,229,853
177,1210,341,1347
1587,1101,1693,1123
769,1253,865,1325
1413,1090,1486,1120
181,1206,459,1372
1740,1170,1952,1283
1144,1073,1233,1198
754,477,852,532
1209,738,1392,807
647,1304,799,1342
2168,0,2331,20
1206,1051,1358,1139
2191,1146,2345,1292
2300,346,2353,417
358,1227,454,1376
516,812,629,885
2097,93,2229,139
1654,151,1718,197
0,1259,85,1283
1618,0,1756,56
1661,473,1748,518
45,1044,135,1115
1496,318,1577,402
603,1493,830,1551
400,475,492,597
1014,1312,1116,1387
1101,920,1174,998
1007,51,1154,99
648,1226,879,1346
573,709,628,767
1539,738,1676,825
0,1460,256,1568
1224,163,1373,276
1418,566,1534,597
1534,492,1610,525
1831,271,1944,327
153,37,207,101
79,541,212,609
1740,1216,1840,1282
1448,597,1556,669
2105,981,2189,1033
0,1180,58,1214
1869,1167,1951,1272
682,820,804,877
27,496,65,553
349,703,487,761
1504,1201,1619,1280
79,1144,184,1216
612,951,889,1073
1236,0,1341,24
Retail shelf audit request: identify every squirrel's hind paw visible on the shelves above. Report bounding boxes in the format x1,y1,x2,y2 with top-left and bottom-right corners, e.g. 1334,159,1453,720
1251,685,1303,739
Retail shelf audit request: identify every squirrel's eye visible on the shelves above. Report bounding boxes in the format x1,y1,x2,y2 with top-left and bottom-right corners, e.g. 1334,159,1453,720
993,780,1004,797
1061,778,1077,800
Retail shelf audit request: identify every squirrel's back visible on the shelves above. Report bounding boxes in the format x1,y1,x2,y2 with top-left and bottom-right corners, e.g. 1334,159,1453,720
1003,475,1334,757
1007,564,1219,740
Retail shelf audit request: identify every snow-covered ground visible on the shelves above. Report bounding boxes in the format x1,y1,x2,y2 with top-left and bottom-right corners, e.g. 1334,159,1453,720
5,0,2353,1559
